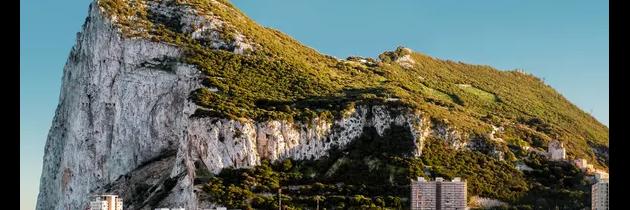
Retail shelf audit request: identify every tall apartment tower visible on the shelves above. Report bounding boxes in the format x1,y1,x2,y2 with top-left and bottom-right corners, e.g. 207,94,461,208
89,194,123,210
439,177,467,210
592,178,609,210
411,177,467,210
411,177,438,209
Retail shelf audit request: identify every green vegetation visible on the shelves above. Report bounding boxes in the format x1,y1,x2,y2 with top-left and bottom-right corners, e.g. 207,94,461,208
98,0,607,168
196,126,590,209
98,0,607,207
513,153,592,209
196,124,415,209
457,84,499,102
417,138,529,202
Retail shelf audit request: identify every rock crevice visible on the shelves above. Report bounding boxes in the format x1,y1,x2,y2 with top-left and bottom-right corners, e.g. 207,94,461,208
37,3,436,210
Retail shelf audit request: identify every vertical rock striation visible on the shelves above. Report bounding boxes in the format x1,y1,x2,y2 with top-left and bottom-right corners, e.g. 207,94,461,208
37,2,435,209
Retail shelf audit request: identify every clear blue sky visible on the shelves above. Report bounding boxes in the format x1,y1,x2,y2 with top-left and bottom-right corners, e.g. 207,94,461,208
20,0,608,209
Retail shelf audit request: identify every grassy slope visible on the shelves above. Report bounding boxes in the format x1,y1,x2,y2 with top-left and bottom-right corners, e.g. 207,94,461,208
98,0,607,168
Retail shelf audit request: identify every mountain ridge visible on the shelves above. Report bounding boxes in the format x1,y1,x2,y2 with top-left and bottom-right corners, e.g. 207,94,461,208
101,0,607,166
36,0,608,209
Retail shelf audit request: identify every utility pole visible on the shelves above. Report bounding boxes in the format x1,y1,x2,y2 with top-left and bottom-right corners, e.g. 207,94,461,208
316,196,320,210
278,188,282,210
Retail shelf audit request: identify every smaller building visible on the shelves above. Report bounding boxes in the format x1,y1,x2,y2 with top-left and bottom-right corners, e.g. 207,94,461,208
573,158,596,173
89,194,123,210
573,158,588,168
89,200,107,210
574,158,594,172
547,140,566,161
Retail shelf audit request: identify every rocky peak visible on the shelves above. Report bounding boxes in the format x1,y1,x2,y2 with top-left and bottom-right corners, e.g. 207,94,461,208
37,1,608,209
98,0,254,53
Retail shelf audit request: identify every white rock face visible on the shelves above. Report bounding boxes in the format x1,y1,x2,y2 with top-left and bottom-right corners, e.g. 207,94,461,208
396,54,416,69
432,122,466,150
489,125,505,143
188,106,426,175
37,2,437,210
37,2,202,209
470,196,509,209
515,162,534,172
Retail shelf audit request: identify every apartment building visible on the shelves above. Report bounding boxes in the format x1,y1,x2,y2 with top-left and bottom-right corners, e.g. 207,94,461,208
411,177,467,210
592,178,609,210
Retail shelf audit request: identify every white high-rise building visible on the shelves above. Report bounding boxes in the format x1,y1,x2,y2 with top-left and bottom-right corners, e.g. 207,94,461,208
89,194,123,210
411,177,467,210
594,171,609,182
592,178,609,210
411,177,438,210
439,177,467,210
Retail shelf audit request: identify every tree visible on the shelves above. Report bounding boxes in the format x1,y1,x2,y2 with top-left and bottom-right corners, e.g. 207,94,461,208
282,159,293,171
374,196,385,208
386,196,402,209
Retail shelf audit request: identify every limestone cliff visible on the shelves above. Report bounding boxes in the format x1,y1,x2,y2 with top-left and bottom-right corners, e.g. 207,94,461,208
37,0,608,209
36,2,439,209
